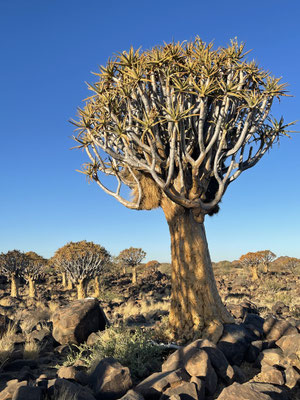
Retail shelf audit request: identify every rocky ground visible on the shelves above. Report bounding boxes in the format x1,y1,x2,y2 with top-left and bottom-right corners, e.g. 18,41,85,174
0,263,299,399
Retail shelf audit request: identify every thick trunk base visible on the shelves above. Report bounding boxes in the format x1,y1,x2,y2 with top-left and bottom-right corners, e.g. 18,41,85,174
62,272,67,287
28,278,36,298
162,199,234,343
132,267,137,284
94,276,101,298
251,265,259,281
11,275,19,298
76,280,86,299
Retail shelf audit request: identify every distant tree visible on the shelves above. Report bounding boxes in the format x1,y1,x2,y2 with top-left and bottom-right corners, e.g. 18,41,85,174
279,256,300,272
239,251,263,281
52,241,110,299
257,250,276,273
73,38,293,340
24,251,47,298
118,247,146,283
0,250,29,297
145,260,160,273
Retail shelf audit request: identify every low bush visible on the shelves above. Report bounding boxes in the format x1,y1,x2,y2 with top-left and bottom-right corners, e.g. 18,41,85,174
63,326,163,382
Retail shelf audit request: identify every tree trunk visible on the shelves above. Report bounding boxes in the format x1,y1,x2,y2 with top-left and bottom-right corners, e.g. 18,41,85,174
94,276,101,298
67,279,73,290
28,277,36,298
132,266,137,284
251,265,259,281
161,199,234,342
11,274,19,297
262,263,268,273
62,272,67,287
76,279,86,299
123,265,126,275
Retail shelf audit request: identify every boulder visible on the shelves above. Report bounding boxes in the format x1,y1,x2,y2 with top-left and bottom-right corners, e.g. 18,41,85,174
217,324,257,366
275,333,300,355
263,316,298,341
52,298,107,345
216,382,288,400
160,382,198,400
257,348,284,368
255,365,284,385
183,349,217,395
284,365,300,389
199,339,234,383
12,386,44,400
135,369,188,399
54,379,96,400
118,390,144,400
89,357,132,399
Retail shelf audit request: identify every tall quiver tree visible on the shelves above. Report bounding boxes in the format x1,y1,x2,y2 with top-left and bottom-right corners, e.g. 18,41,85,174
24,251,47,298
73,38,293,341
0,250,29,297
258,250,276,273
53,241,110,299
118,247,146,284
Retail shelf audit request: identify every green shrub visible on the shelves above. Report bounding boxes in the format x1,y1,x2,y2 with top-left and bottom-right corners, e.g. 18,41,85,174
63,326,163,383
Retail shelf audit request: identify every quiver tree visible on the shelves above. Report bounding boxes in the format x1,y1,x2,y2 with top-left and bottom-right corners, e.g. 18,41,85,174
53,241,110,299
73,38,293,341
117,247,146,283
258,250,276,273
0,250,29,297
23,251,47,297
239,251,263,281
145,260,160,273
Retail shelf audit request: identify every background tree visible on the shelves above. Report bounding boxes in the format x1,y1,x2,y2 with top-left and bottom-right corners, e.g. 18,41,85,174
279,256,300,273
24,251,47,297
53,241,110,299
118,247,146,283
0,250,29,297
257,250,276,273
239,251,263,281
73,38,293,340
145,260,160,273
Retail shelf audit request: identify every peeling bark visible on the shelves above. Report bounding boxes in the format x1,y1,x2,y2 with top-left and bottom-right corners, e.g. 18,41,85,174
161,198,234,342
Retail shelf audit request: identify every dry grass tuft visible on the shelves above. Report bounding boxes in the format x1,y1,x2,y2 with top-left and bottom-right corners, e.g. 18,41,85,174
0,323,17,365
114,298,170,322
23,340,40,359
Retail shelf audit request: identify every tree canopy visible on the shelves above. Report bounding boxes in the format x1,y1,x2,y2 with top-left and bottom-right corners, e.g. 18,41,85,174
52,241,111,284
118,247,146,267
73,38,293,219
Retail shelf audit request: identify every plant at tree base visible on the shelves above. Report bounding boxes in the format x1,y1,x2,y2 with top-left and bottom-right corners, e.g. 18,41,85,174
239,251,264,281
53,241,110,299
23,251,47,298
72,38,294,341
118,247,146,283
257,250,276,273
0,250,29,297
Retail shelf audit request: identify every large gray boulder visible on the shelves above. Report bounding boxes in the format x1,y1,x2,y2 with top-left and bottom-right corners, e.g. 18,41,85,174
52,298,107,345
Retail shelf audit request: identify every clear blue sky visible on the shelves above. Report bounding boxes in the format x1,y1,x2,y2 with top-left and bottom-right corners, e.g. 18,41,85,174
0,0,299,262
